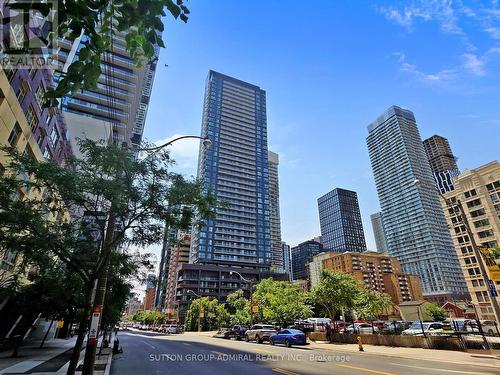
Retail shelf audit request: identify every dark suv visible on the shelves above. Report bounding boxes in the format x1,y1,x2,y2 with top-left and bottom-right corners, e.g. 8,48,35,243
224,325,249,340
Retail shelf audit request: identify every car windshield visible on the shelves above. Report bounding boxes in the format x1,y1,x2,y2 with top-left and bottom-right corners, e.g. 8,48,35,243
262,325,275,330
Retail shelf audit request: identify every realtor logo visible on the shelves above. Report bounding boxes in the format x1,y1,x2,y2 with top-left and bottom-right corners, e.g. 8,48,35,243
0,0,58,69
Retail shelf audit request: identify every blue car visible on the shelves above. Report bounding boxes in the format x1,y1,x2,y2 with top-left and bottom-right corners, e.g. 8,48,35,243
269,329,307,347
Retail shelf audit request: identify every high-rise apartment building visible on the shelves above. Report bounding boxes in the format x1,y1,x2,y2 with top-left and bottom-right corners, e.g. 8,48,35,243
55,32,159,148
319,251,424,305
371,212,388,253
367,106,467,300
423,135,458,173
423,135,460,194
268,151,283,272
190,70,270,269
318,188,367,252
291,240,324,280
164,234,191,318
442,161,500,322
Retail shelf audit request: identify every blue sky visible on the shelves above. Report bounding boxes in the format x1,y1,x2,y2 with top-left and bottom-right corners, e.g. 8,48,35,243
144,0,500,251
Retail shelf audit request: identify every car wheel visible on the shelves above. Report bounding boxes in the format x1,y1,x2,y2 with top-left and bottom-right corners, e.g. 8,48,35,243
487,329,494,336
245,335,250,342
236,336,241,341
285,340,291,348
270,338,275,346
256,335,261,343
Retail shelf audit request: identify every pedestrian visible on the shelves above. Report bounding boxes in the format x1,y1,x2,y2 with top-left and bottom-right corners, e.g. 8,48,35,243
325,322,332,343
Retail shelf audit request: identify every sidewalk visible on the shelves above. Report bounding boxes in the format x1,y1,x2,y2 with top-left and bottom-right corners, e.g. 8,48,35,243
0,335,114,375
307,340,500,369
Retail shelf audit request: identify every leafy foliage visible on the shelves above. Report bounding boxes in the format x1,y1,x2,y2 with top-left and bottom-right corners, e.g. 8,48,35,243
184,297,228,331
310,270,362,320
354,288,393,320
253,278,312,326
425,303,446,321
226,289,251,325
1,1,190,104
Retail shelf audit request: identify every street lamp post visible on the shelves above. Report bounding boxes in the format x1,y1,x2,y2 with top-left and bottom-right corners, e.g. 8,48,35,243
139,135,212,153
414,179,500,325
187,290,202,332
230,271,254,326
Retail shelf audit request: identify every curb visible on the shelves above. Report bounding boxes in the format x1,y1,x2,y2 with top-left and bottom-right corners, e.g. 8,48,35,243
103,350,113,375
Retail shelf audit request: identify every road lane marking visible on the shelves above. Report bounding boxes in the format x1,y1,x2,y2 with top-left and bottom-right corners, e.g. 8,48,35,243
336,364,397,375
273,368,301,375
388,363,493,374
211,351,226,356
141,340,156,349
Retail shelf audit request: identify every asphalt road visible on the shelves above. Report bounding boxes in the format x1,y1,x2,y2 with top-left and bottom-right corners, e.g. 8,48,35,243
111,330,499,375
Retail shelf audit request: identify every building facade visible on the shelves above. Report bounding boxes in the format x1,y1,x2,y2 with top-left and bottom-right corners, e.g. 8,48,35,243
282,242,292,280
190,70,271,270
308,252,333,288
320,251,424,305
370,212,388,253
367,106,467,300
318,188,367,252
423,135,460,194
55,32,158,148
291,240,324,280
442,161,500,322
268,151,283,272
164,234,191,317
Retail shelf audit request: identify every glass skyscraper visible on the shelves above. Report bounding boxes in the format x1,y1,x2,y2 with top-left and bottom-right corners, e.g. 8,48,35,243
318,188,367,252
370,212,388,253
190,71,271,270
367,106,467,299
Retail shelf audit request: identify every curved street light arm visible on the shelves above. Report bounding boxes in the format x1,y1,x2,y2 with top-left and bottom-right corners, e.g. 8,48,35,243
138,135,211,153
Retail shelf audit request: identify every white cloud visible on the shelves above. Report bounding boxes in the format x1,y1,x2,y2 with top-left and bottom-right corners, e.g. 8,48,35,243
152,134,201,174
395,52,456,82
462,53,486,76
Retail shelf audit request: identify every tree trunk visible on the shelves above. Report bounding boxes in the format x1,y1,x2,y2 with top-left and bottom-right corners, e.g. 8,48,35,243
67,281,94,375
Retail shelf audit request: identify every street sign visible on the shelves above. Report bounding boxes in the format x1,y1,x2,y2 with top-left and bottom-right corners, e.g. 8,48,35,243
57,320,64,328
89,312,100,340
252,305,259,313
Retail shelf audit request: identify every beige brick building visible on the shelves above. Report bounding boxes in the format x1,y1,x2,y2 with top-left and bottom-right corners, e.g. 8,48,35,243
442,161,500,322
315,251,423,305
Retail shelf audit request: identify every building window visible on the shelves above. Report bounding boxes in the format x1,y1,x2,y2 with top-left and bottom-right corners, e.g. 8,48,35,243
35,85,46,109
26,105,38,130
8,122,22,147
17,80,29,103
464,189,477,198
49,127,59,146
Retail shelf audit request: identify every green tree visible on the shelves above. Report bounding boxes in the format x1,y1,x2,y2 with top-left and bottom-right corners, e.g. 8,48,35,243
226,289,251,325
2,1,190,104
185,297,226,331
354,288,393,321
253,278,312,327
425,303,446,321
0,141,216,374
310,270,361,321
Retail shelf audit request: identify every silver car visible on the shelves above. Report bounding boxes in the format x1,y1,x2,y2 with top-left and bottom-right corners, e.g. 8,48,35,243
245,324,277,343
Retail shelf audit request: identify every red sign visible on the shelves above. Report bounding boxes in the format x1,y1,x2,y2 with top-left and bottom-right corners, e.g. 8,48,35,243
93,306,103,313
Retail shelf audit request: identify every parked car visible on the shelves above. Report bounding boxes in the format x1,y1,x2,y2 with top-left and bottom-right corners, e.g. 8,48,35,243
402,322,444,336
165,324,179,334
382,321,411,332
343,323,379,335
270,329,307,347
288,320,314,333
245,324,277,343
332,321,350,332
307,318,332,331
465,320,498,336
224,325,249,340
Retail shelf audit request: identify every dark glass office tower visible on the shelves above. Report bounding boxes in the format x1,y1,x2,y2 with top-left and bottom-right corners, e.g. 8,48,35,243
190,71,271,270
318,188,367,252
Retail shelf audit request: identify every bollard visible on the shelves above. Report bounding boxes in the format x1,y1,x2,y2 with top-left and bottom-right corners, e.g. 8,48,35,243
357,336,364,352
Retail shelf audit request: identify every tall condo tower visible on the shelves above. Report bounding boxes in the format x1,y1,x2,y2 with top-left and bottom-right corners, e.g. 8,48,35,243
190,71,271,270
366,106,467,300
268,151,283,272
318,188,367,252
423,135,460,194
55,32,159,148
